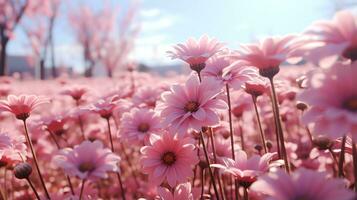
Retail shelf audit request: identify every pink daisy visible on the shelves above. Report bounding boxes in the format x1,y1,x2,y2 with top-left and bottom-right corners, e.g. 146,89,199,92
140,133,199,187
120,107,162,144
132,86,163,108
157,74,227,136
234,35,302,77
53,140,121,181
87,95,119,119
211,150,279,188
167,35,224,73
0,95,49,120
299,62,357,140
61,85,89,101
222,61,258,89
0,130,27,163
303,10,357,64
251,168,355,200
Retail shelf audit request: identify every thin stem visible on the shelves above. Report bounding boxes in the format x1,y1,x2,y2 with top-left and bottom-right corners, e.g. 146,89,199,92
197,71,202,82
199,131,220,200
200,168,204,199
26,178,41,200
4,168,7,200
328,148,338,169
209,128,226,200
235,180,239,200
269,78,289,173
305,127,313,146
48,130,74,195
192,138,201,186
252,96,267,153
338,135,346,178
79,179,86,200
238,120,245,151
106,117,126,200
47,129,60,149
22,120,50,199
106,118,115,152
226,84,235,160
75,100,86,141
243,187,248,200
352,140,357,192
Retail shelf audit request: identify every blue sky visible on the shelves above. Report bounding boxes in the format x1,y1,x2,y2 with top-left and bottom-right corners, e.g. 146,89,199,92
8,0,357,72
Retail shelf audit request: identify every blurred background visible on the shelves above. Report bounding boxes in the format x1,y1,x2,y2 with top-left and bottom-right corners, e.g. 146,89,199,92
1,0,357,79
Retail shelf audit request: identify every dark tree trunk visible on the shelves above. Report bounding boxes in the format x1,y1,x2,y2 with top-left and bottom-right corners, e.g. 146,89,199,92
40,59,45,80
107,68,112,78
0,38,8,76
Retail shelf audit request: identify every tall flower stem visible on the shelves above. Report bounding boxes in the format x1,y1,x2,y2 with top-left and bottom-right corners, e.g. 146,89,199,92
26,178,41,200
352,140,357,192
3,168,7,200
338,135,347,177
22,120,50,199
268,77,289,173
79,179,86,200
225,84,235,160
209,128,226,200
252,96,267,153
199,131,220,200
200,168,205,198
47,130,74,195
243,187,249,200
106,117,126,200
75,100,86,140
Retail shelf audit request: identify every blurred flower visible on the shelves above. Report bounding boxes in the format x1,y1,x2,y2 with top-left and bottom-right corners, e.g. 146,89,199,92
0,95,48,120
303,10,357,65
157,182,197,200
251,168,355,200
299,62,357,140
53,140,121,180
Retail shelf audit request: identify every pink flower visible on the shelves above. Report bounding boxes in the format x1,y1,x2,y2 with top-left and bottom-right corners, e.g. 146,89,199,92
157,182,196,200
222,61,258,89
132,86,163,108
157,75,227,136
201,54,231,84
140,133,198,187
299,62,357,140
243,76,270,97
53,140,121,181
211,150,279,187
120,108,162,144
234,35,302,77
303,10,357,64
87,95,119,119
167,35,224,72
61,85,89,101
0,130,27,163
251,168,355,200
0,95,49,120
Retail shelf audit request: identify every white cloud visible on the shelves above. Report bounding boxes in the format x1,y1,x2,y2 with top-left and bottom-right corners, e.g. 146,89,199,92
140,8,161,18
141,15,177,32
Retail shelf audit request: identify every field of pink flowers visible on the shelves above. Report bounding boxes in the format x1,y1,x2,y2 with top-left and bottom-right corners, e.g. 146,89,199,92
0,9,357,200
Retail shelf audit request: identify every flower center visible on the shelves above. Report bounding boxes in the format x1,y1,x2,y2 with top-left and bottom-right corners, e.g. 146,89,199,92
342,44,357,62
79,162,95,173
343,97,357,112
161,151,176,166
138,123,150,133
184,101,199,113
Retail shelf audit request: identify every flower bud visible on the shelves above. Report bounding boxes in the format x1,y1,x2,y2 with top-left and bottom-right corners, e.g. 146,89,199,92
14,163,32,179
